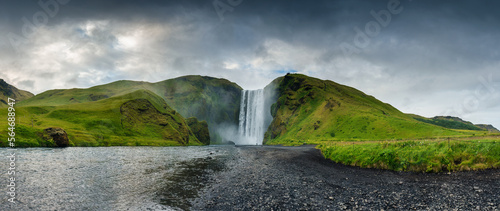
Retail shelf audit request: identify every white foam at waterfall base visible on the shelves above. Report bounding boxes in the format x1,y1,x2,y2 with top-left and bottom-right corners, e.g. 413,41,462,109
237,89,268,145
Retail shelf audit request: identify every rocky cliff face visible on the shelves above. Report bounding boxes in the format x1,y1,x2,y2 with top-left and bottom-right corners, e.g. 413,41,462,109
0,79,34,106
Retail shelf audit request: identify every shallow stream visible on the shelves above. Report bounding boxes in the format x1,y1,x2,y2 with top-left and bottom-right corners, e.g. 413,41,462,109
0,146,237,210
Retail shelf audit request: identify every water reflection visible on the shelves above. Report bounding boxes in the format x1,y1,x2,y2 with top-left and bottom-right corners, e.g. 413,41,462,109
157,157,228,210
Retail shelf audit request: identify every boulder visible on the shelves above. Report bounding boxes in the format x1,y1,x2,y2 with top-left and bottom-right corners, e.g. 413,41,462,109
43,127,69,147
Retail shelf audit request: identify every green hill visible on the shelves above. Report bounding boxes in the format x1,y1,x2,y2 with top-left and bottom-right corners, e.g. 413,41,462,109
19,75,242,143
151,76,242,143
475,124,500,133
0,79,34,107
3,73,497,147
0,89,206,147
263,74,487,145
409,115,495,131
18,80,156,107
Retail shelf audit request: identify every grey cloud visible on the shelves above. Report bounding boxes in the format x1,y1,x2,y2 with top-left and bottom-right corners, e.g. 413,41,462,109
18,79,35,90
0,0,499,128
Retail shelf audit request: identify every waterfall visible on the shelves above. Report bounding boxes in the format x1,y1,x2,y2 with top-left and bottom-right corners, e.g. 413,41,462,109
237,89,268,145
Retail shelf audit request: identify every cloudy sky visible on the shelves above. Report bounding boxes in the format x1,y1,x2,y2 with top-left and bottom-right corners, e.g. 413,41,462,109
1,0,499,128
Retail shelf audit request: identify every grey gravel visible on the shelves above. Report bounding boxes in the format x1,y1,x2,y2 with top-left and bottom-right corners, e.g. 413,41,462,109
191,145,500,210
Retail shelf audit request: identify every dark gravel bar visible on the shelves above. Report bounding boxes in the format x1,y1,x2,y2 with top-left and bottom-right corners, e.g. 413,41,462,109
191,145,500,210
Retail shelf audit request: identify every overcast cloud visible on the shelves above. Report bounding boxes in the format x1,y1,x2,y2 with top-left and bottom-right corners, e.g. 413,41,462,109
1,0,499,128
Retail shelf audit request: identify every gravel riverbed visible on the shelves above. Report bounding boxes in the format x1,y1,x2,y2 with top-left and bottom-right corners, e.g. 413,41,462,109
191,145,500,210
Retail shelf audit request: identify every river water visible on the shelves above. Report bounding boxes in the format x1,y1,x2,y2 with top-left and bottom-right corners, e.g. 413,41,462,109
0,146,238,210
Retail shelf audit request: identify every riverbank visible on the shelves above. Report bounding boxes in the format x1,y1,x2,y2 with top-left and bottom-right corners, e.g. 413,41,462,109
1,146,498,210
192,145,499,210
319,138,500,172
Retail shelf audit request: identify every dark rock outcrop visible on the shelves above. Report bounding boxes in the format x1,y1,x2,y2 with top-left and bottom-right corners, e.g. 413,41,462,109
43,127,69,147
186,117,210,145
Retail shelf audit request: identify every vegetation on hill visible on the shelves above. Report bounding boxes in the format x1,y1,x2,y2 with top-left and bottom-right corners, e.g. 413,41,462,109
0,90,205,147
410,115,492,131
119,97,200,145
18,75,242,143
475,124,500,133
261,74,500,172
186,117,211,145
151,76,242,143
263,74,484,145
18,80,156,107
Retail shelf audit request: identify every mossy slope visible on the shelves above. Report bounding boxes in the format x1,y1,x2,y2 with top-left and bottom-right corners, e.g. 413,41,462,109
151,76,242,143
264,74,488,145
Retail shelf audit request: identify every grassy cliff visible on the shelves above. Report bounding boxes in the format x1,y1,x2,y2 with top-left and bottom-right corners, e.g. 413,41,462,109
151,76,242,143
264,74,487,145
0,89,205,147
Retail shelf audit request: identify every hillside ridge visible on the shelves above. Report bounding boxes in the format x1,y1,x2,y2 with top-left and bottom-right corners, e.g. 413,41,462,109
0,79,34,107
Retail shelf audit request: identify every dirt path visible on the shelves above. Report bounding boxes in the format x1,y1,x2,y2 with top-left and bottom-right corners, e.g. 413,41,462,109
191,145,499,210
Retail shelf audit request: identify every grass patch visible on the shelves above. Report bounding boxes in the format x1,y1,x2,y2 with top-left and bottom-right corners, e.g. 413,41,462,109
318,138,500,172
0,125,68,147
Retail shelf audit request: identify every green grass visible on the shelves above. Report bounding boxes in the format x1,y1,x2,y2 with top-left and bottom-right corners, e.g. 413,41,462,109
0,89,204,147
0,125,62,147
318,138,500,172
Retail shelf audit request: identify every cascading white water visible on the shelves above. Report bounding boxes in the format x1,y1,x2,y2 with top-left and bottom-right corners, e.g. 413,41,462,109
238,89,267,145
